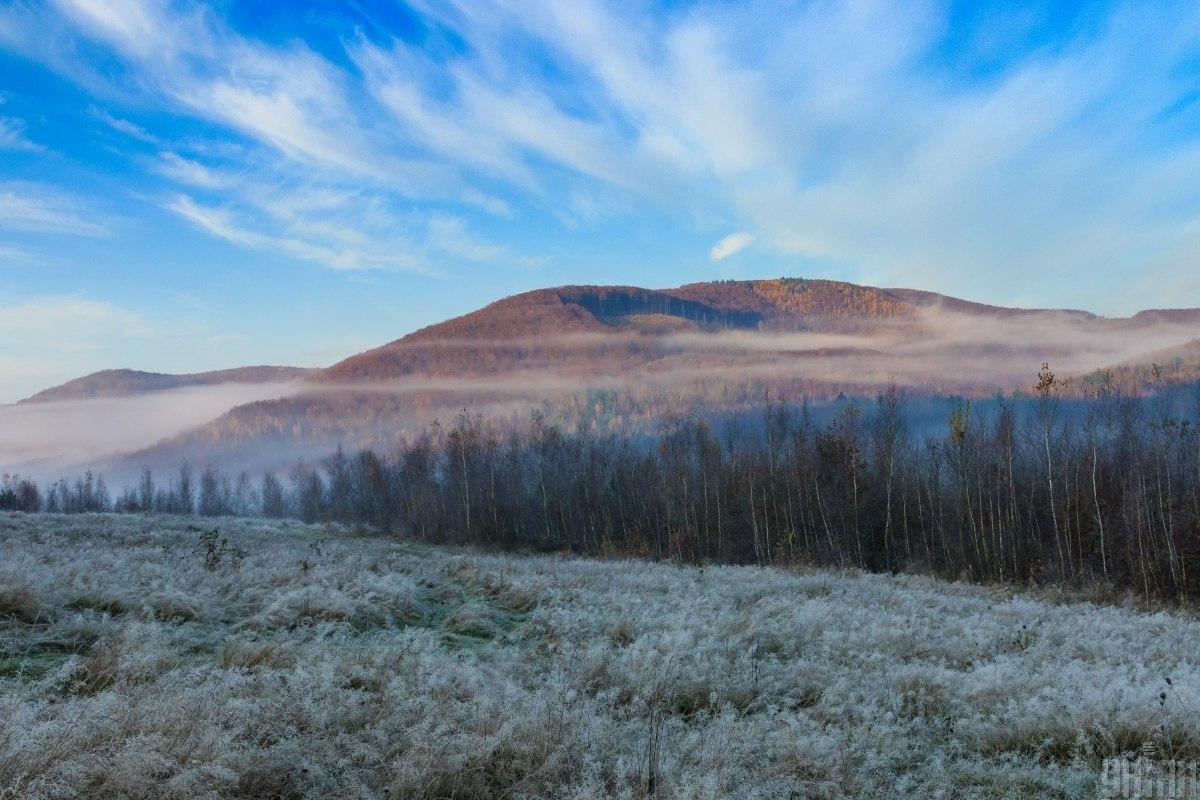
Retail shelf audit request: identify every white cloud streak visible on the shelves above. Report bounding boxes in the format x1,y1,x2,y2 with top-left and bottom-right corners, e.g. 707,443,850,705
153,152,228,189
167,194,428,273
709,232,754,261
91,107,160,143
0,115,43,151
0,182,108,236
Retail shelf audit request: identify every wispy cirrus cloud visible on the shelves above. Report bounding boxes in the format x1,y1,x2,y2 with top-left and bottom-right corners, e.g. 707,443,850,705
0,181,108,236
51,0,456,195
0,115,43,151
91,107,160,143
167,193,430,273
24,0,516,273
2,0,1200,313
152,151,230,189
404,0,1200,310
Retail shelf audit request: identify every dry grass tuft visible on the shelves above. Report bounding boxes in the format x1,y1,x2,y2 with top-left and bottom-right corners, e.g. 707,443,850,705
0,577,46,623
219,638,296,670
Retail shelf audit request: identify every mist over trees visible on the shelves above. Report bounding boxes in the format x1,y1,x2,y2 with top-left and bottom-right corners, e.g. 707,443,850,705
10,368,1200,604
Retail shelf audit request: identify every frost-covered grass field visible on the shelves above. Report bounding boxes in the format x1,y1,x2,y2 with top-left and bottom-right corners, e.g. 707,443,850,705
1,513,1199,799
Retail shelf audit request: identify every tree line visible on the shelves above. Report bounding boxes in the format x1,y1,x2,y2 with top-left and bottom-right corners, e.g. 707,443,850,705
4,365,1200,603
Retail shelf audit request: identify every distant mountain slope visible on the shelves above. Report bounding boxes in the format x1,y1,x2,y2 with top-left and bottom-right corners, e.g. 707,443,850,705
20,366,313,404
310,278,1199,384
25,277,1199,483
310,280,934,383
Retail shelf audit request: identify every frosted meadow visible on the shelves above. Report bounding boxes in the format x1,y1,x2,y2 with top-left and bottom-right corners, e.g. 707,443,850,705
1,512,1199,799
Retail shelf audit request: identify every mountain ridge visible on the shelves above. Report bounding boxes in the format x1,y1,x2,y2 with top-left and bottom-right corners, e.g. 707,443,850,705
20,366,313,404
25,278,1200,398
311,278,1200,384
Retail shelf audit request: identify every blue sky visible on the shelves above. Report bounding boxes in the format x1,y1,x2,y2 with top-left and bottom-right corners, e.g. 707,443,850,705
1,0,1199,402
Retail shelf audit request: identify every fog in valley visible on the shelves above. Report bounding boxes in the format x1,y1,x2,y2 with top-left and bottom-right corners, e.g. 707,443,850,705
0,382,303,482
4,306,1199,489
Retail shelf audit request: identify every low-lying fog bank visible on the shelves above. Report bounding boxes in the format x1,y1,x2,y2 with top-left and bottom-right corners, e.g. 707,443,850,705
0,382,302,482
